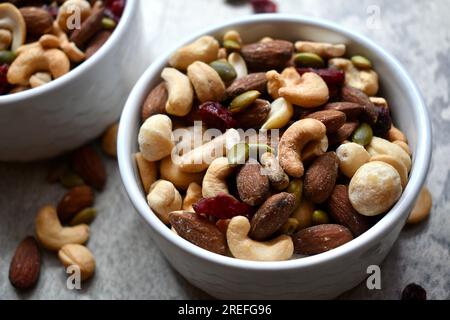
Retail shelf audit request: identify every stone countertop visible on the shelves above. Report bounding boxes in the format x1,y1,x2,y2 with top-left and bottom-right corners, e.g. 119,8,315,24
1,0,449,300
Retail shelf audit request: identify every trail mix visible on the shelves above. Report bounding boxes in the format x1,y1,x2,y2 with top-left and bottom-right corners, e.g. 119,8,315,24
9,124,117,290
136,31,428,262
0,0,125,95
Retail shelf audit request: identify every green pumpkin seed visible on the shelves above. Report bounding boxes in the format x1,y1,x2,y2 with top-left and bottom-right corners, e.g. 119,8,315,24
0,51,16,64
210,60,237,82
102,17,117,29
352,123,373,146
287,179,303,208
279,218,300,235
223,39,241,52
227,143,249,165
60,171,85,189
351,55,372,69
294,52,325,68
229,90,261,113
312,210,330,225
69,208,97,226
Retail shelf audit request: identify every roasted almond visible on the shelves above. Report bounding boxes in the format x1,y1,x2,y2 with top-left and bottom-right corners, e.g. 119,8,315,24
70,6,104,47
85,30,112,59
304,152,339,204
19,7,53,37
341,86,378,124
57,186,94,223
324,102,364,119
169,211,227,255
328,185,371,236
236,162,270,206
328,121,359,146
9,236,41,290
236,99,270,129
71,145,106,190
226,72,267,99
241,40,294,71
250,192,296,241
141,82,168,121
306,110,346,133
293,224,353,255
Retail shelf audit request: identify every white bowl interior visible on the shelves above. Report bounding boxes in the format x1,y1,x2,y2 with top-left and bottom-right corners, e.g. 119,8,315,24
118,15,432,271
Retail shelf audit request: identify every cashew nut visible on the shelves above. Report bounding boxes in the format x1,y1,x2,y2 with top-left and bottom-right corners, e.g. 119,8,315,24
29,72,51,88
371,154,408,188
160,156,204,191
336,142,371,178
169,35,219,70
0,28,12,50
58,244,95,281
202,157,236,198
161,67,194,116
187,61,225,103
35,205,90,251
228,52,247,79
135,152,158,194
227,216,294,261
366,137,412,172
60,41,86,62
393,140,412,156
260,97,294,130
267,68,329,108
329,58,379,96
260,152,290,191
278,119,327,178
147,180,182,224
57,0,92,32
46,22,86,62
179,129,241,173
183,182,202,211
370,96,388,109
138,114,175,162
295,41,346,58
388,125,408,143
7,47,70,86
0,3,26,51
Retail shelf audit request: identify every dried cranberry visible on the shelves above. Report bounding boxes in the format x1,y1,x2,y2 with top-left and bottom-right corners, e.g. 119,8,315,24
401,283,427,300
0,64,11,95
105,0,125,18
198,101,237,132
372,106,392,138
193,193,254,220
297,68,345,87
250,0,278,13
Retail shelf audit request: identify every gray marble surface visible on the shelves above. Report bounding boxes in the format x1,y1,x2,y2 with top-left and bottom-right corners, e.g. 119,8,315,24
1,0,449,300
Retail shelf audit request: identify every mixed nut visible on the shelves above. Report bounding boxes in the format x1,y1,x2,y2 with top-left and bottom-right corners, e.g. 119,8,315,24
134,30,430,262
0,0,125,95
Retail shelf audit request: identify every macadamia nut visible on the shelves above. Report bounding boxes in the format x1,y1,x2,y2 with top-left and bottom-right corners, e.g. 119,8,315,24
336,142,371,178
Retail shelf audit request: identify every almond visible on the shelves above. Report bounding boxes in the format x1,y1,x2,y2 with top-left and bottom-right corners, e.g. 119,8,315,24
250,192,296,241
70,6,104,47
141,82,168,121
241,40,294,71
324,102,364,119
328,185,371,236
57,186,94,223
19,7,53,37
306,110,346,133
169,211,227,255
71,145,106,190
328,121,359,146
226,72,267,99
236,99,270,129
85,30,112,59
341,86,379,124
236,162,270,206
293,224,353,255
9,236,41,290
304,152,339,204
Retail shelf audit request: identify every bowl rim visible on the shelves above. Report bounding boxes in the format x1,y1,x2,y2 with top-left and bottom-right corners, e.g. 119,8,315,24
0,0,137,105
118,14,432,271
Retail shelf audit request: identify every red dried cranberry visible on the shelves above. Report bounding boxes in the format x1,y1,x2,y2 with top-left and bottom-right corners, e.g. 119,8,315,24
401,283,427,300
372,106,392,138
297,68,345,87
198,101,237,132
0,64,11,95
193,193,254,220
250,0,278,13
105,0,125,18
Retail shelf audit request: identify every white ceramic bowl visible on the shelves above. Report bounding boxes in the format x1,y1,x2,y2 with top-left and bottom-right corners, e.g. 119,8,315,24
118,14,432,299
0,0,149,162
